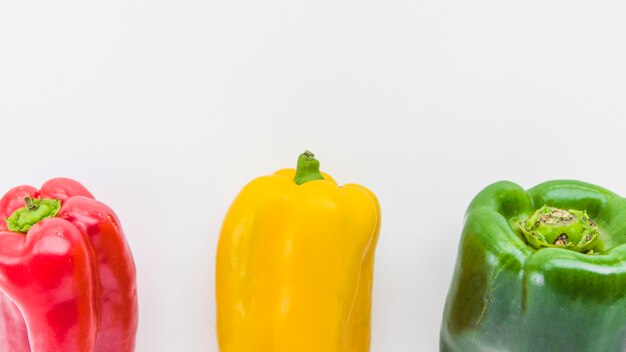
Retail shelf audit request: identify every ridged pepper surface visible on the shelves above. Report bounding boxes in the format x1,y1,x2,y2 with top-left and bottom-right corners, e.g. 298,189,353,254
0,178,137,352
216,151,381,352
441,180,626,352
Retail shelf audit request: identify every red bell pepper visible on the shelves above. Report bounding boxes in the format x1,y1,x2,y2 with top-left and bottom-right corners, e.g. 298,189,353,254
0,178,137,352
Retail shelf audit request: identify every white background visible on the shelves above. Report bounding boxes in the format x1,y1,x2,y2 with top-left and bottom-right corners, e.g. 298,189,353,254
1,1,626,351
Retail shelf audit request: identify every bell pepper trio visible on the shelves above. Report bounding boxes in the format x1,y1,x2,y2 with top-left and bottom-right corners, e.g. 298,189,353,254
1,153,625,352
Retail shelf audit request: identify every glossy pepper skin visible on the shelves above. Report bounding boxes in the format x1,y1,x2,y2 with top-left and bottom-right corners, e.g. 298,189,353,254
0,178,138,352
441,180,626,352
216,152,381,352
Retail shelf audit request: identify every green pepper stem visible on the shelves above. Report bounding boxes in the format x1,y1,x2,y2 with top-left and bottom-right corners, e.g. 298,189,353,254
293,150,324,185
519,205,600,253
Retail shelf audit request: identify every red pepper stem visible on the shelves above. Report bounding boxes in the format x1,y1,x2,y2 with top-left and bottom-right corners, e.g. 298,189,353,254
6,198,61,233
25,196,38,211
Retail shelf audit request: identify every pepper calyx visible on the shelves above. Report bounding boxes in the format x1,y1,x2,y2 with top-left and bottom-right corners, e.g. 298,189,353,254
518,205,599,253
6,197,61,233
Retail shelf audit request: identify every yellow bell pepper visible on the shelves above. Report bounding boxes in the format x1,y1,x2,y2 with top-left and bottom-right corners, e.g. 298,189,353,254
216,151,381,352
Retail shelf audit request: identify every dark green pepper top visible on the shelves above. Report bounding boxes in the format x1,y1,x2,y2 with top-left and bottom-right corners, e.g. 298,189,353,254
441,180,626,352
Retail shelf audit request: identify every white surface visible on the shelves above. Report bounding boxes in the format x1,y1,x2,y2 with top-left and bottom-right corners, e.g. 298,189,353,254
1,1,626,351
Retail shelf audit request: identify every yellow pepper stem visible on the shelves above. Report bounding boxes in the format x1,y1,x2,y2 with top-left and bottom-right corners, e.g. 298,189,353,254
294,150,324,185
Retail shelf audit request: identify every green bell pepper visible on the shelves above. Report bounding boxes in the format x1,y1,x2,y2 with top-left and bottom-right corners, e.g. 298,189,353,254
441,180,626,352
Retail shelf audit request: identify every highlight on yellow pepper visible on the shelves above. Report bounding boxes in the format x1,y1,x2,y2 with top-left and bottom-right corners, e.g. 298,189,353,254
216,151,381,352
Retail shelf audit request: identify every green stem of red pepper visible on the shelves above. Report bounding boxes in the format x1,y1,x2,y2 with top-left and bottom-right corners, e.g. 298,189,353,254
6,197,61,233
25,196,38,211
